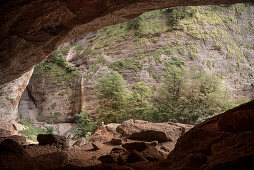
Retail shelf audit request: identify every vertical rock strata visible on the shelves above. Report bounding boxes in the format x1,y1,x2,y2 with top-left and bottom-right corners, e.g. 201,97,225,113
0,69,34,122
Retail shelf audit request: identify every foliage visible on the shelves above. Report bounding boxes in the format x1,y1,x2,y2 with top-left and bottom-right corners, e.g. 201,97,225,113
19,119,50,141
127,82,154,121
95,71,131,123
153,67,238,124
127,17,142,34
75,109,98,137
162,6,196,27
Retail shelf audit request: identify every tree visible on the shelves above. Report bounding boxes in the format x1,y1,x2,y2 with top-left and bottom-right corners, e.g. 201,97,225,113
153,66,238,124
95,71,131,123
75,109,98,137
153,65,185,122
128,81,153,121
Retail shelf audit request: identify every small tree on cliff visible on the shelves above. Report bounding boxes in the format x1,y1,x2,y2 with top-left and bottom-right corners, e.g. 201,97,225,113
95,71,131,123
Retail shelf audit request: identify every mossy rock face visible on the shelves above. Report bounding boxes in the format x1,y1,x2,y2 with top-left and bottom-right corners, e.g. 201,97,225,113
20,4,254,125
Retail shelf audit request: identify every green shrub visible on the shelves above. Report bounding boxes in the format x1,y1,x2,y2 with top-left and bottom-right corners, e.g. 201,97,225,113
162,6,196,27
165,56,186,68
61,45,72,55
75,109,98,137
153,67,240,124
127,82,153,121
95,71,131,123
108,59,142,71
127,16,142,35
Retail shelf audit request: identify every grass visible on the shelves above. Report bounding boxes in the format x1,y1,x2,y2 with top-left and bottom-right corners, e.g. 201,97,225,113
19,119,50,141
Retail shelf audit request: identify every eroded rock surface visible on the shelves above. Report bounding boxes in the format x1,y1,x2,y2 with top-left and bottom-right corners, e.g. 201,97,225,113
0,0,251,85
0,69,33,121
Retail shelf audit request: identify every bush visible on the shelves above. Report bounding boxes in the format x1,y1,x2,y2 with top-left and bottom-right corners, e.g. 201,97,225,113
162,7,196,27
127,17,142,31
95,71,131,123
75,109,98,137
153,66,238,124
127,82,153,121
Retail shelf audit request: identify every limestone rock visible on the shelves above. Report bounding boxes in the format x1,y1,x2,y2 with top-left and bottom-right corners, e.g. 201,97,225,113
0,69,33,122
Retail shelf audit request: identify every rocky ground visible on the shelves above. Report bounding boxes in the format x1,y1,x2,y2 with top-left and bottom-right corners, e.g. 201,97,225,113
1,100,254,169
0,119,192,169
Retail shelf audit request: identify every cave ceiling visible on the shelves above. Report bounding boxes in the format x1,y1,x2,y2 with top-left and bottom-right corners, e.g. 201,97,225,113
0,0,252,84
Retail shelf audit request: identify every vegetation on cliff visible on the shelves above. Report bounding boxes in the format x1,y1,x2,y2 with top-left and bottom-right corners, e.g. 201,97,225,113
22,3,253,137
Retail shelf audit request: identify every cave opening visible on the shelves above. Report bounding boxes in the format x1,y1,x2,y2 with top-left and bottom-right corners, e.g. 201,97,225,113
0,1,254,169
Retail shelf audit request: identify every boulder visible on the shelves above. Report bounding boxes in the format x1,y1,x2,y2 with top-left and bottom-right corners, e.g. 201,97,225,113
0,139,40,169
127,150,148,163
128,130,169,142
92,141,104,151
0,135,26,145
98,155,115,164
141,146,167,161
110,138,122,145
116,119,193,143
89,125,121,143
122,141,149,152
37,134,66,148
110,147,129,164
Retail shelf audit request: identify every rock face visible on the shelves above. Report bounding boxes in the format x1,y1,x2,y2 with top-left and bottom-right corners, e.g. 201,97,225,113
20,70,82,123
0,69,33,122
0,0,250,85
18,4,254,122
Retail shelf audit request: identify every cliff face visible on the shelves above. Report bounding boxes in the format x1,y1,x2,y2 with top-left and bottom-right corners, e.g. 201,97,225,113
19,4,254,123
0,0,251,85
0,69,33,122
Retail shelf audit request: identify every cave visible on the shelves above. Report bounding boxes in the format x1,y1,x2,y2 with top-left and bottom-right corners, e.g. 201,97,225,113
0,0,254,169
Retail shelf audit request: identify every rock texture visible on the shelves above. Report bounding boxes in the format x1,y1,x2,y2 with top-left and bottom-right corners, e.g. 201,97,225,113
116,119,193,143
0,69,33,122
20,4,254,122
0,0,251,85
